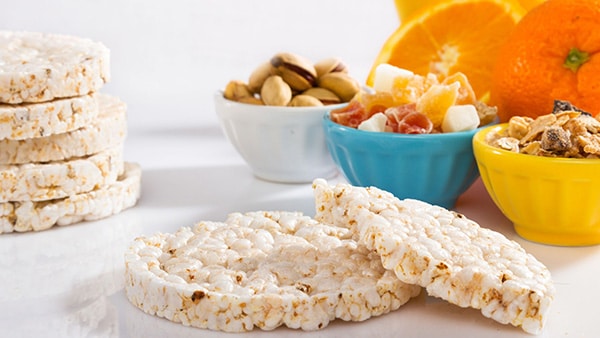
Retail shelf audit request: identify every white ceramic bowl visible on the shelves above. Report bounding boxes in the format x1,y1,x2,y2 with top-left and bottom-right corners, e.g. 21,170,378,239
215,91,343,183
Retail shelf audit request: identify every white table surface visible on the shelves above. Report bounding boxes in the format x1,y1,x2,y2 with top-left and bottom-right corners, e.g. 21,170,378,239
1,1,598,337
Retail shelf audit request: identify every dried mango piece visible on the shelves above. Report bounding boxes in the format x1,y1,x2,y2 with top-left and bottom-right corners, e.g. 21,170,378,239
442,72,476,105
391,73,439,105
416,82,460,129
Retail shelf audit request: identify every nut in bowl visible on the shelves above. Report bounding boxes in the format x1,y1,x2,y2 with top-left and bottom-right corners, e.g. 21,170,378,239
216,52,362,183
215,92,344,183
473,107,600,246
322,64,498,208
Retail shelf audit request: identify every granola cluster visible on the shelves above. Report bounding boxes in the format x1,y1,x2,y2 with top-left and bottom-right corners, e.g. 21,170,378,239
488,101,600,158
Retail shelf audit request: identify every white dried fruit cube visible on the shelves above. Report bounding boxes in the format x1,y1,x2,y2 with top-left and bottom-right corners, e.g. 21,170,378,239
441,104,480,132
358,112,388,132
372,63,414,93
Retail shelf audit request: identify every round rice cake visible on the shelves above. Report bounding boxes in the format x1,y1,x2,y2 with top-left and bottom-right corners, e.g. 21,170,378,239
0,94,126,164
0,31,110,104
312,179,555,335
124,211,421,333
0,93,100,141
0,162,141,233
0,145,124,202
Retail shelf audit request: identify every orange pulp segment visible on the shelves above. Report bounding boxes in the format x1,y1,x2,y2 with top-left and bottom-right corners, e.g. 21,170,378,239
368,0,526,101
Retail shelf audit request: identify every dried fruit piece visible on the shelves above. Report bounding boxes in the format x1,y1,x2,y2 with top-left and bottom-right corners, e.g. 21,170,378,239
391,73,439,105
441,104,480,133
371,63,414,93
358,112,388,132
416,82,460,129
359,91,396,116
398,111,434,134
330,100,368,129
333,65,496,133
442,72,476,105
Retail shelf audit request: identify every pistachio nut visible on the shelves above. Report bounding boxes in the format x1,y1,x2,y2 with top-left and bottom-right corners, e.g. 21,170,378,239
314,57,348,78
238,96,264,105
270,52,317,92
261,75,292,106
302,87,341,105
288,94,324,107
223,80,253,101
248,61,276,93
317,72,360,102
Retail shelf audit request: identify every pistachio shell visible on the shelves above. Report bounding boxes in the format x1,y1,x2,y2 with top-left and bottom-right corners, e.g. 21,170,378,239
288,94,324,107
261,75,292,106
223,80,253,101
238,96,264,105
271,52,317,91
317,72,360,102
314,57,348,78
302,87,341,105
248,61,276,93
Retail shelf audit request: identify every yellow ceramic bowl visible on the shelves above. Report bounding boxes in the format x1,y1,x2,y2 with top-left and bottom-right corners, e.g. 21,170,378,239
473,124,600,246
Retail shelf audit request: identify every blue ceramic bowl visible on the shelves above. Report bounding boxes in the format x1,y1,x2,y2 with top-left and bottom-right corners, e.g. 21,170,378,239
323,111,488,208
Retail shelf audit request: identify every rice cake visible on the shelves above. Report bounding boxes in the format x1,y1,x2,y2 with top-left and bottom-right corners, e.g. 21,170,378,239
0,162,141,233
0,93,99,141
0,94,126,164
0,145,124,202
0,31,110,104
124,211,421,332
312,179,555,335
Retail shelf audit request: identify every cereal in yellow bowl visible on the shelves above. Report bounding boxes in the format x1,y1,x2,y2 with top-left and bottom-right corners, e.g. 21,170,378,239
473,103,600,246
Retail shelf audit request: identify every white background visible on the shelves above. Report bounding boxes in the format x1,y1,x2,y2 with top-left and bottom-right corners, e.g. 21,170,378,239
1,0,399,132
1,1,597,338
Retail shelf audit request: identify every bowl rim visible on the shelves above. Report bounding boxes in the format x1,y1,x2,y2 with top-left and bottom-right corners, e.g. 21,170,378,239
323,110,491,140
215,90,348,113
473,123,600,164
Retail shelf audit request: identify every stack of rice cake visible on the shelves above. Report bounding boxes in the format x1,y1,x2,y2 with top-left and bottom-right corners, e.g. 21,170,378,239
0,31,141,233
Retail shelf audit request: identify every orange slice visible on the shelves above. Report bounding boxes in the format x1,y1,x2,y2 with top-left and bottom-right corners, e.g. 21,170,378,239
393,0,544,23
516,0,546,11
368,0,526,101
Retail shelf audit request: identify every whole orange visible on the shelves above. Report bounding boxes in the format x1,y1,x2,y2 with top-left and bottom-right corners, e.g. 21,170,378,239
491,0,600,121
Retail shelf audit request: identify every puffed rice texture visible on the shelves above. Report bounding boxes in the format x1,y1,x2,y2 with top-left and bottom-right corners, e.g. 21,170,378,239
312,179,555,335
0,94,126,164
0,162,141,233
0,93,99,141
124,211,421,332
0,31,110,104
0,145,124,202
